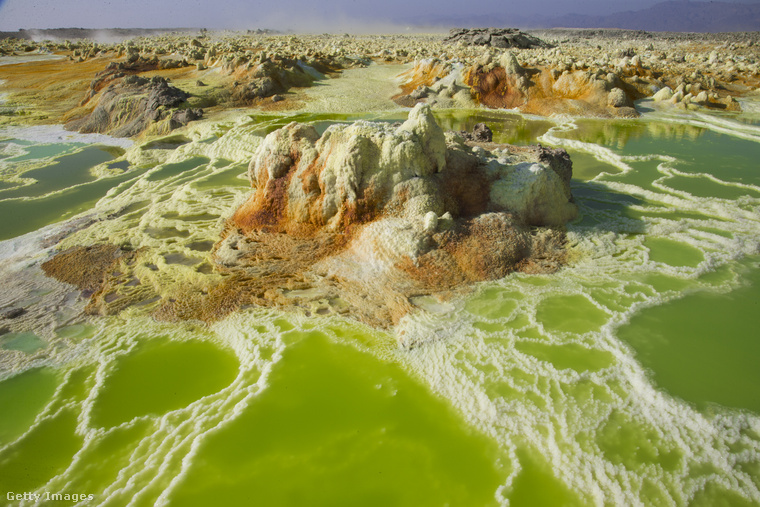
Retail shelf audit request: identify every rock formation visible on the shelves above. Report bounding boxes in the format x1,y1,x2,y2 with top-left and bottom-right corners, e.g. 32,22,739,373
444,28,552,49
150,104,578,330
457,122,494,142
391,29,758,116
65,76,203,137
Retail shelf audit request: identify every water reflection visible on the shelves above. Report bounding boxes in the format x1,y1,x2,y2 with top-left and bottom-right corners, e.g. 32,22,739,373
559,119,707,149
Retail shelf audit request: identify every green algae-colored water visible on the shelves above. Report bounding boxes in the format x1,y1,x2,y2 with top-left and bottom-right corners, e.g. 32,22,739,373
168,331,504,507
1,98,760,506
618,256,760,413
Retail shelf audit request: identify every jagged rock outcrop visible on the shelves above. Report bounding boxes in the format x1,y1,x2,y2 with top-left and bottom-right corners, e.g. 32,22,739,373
222,51,349,104
444,28,552,49
458,123,493,142
153,104,577,330
65,76,203,137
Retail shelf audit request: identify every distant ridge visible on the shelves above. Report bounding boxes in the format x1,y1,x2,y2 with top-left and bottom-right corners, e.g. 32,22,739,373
544,1,760,32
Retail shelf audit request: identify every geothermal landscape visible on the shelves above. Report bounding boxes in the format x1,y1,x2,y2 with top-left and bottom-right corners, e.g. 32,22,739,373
1,28,758,129
1,25,760,507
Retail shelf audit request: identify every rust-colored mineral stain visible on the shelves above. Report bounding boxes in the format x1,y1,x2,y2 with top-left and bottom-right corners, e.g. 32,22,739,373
392,60,450,98
397,247,468,290
41,244,125,291
466,67,528,110
298,157,325,198
0,56,120,123
152,273,277,323
232,174,292,233
340,186,383,231
41,244,158,317
151,225,352,324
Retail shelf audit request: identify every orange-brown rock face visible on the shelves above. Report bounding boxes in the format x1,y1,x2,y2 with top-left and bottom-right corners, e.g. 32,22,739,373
393,60,452,106
454,55,642,117
204,104,578,334
466,66,528,109
396,45,750,118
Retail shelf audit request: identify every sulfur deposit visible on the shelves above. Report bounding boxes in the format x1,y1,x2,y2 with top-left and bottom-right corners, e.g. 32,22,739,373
167,104,577,329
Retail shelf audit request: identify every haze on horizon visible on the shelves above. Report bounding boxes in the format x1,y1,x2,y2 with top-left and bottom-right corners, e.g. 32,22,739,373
3,0,759,33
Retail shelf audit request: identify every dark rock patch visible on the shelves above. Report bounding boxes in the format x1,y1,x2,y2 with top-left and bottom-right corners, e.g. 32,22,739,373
444,28,551,49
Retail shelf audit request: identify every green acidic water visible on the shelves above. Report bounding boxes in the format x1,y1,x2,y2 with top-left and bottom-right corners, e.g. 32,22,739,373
90,337,239,428
0,411,83,493
0,368,57,445
0,331,46,353
0,317,507,506
1,100,760,505
0,167,148,241
0,145,117,200
618,257,760,413
168,331,504,507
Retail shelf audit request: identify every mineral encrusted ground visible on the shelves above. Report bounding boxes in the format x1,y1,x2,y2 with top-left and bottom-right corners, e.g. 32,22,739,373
1,28,758,135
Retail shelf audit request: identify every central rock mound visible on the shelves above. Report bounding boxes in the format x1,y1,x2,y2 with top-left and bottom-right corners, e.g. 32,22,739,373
162,104,577,331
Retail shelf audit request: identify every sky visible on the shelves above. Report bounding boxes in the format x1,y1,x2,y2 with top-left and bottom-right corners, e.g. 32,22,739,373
1,0,759,32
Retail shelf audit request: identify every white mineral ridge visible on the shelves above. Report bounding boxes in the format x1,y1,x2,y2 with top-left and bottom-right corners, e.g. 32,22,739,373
345,217,429,275
124,118,263,167
489,161,577,226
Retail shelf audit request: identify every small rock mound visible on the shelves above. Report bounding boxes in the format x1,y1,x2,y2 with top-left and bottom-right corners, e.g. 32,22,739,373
458,123,493,142
45,105,578,335
444,28,551,49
